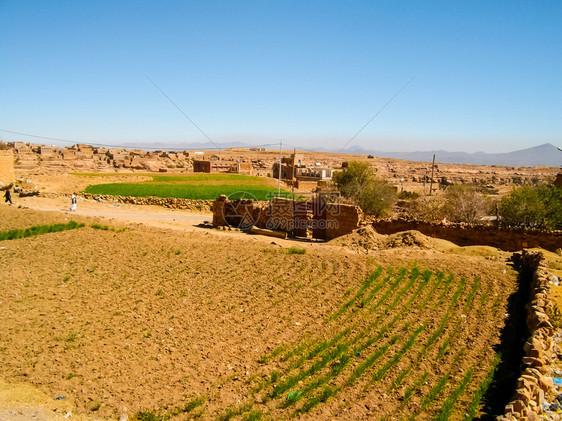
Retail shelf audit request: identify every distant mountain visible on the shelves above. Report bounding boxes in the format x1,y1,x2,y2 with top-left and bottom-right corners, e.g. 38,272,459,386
345,143,562,167
122,140,561,167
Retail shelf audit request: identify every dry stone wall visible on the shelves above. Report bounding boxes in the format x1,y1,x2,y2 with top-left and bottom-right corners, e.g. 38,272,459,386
81,193,213,212
499,252,557,419
372,219,562,253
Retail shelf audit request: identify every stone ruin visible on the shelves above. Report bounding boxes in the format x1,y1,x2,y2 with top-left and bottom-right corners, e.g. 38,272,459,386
212,195,363,240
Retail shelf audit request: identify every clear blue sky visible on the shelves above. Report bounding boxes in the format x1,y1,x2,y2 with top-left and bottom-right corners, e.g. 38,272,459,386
1,1,561,153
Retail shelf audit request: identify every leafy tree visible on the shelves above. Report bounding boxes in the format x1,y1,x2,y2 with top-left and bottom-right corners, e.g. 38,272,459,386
333,161,397,217
543,186,562,229
442,184,491,224
499,185,562,229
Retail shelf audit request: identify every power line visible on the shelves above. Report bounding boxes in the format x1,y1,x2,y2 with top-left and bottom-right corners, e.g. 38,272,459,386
338,73,418,153
0,128,285,151
143,72,222,152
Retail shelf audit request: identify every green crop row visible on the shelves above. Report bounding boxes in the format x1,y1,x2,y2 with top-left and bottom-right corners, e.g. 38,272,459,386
434,369,473,420
0,221,84,241
234,267,495,420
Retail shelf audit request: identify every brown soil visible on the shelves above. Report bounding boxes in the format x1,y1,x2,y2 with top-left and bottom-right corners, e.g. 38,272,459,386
6,171,562,419
1,196,518,420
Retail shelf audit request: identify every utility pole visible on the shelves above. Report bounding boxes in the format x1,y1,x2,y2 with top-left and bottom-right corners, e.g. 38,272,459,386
277,139,283,198
291,148,296,200
423,170,427,198
291,148,296,237
429,154,436,196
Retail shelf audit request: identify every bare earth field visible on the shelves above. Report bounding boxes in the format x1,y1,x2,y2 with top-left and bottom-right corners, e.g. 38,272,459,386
0,192,519,420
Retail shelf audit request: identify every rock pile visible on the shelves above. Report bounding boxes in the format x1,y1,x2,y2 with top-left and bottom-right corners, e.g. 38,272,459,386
330,226,432,252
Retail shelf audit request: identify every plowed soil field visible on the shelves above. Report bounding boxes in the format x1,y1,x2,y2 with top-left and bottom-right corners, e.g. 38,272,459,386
0,203,517,420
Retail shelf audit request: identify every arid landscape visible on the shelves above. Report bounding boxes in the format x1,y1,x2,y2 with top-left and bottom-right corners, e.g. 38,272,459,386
3,2,562,418
0,159,560,420
0,201,512,419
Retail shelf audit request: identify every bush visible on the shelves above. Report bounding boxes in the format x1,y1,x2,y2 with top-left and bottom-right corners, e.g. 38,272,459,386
398,190,420,200
332,161,397,217
407,197,445,222
442,184,491,224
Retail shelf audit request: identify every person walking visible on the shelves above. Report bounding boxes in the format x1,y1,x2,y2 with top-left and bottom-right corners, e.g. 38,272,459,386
3,188,12,205
70,193,77,211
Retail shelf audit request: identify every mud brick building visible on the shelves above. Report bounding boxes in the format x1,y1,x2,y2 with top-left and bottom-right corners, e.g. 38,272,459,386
212,195,363,240
0,149,15,186
194,160,253,175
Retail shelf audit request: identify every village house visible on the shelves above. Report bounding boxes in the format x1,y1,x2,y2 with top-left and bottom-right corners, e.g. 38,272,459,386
193,159,252,174
39,145,54,156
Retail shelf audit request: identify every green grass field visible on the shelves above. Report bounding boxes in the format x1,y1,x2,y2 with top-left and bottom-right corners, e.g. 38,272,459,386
81,173,292,201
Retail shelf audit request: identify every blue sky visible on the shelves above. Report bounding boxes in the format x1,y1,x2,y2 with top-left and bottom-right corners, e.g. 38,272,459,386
1,1,561,153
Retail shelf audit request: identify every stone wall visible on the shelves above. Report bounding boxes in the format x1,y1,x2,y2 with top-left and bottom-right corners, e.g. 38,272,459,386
499,251,556,419
372,219,562,253
0,149,15,186
325,203,364,240
81,193,213,212
263,197,296,232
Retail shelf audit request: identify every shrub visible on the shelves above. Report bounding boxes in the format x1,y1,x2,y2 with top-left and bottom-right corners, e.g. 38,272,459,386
407,197,445,222
442,184,491,224
287,247,306,255
398,190,420,200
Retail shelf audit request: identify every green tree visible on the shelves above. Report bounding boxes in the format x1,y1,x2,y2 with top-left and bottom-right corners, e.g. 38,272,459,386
499,186,562,229
540,186,562,229
333,161,397,217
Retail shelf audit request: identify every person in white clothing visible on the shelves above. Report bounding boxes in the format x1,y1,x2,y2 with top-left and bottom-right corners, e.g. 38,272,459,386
70,193,77,211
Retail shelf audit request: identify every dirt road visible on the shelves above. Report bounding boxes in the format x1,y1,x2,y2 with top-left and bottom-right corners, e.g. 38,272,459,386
15,195,211,232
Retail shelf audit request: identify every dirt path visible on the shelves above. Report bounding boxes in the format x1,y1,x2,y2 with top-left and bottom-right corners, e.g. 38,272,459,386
15,195,211,231
9,195,326,249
